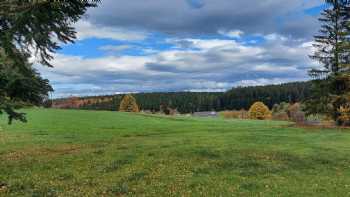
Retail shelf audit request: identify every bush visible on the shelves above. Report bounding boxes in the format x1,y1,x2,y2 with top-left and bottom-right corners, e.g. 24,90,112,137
161,105,171,115
222,111,240,119
338,105,350,126
293,111,306,124
272,102,289,114
222,110,248,119
272,112,290,121
119,94,140,112
306,114,328,122
239,109,249,119
287,103,300,118
286,103,306,123
248,102,272,120
272,102,290,121
160,104,176,115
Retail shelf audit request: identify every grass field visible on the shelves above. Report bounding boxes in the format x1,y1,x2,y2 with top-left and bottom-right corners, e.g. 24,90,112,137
1,109,350,196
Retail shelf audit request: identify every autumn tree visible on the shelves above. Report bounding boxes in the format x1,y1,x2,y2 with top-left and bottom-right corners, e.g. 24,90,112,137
248,102,272,120
306,0,350,125
119,95,140,112
338,105,350,125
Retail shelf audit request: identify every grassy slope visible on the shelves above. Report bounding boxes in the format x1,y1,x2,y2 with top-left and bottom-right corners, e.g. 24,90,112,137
0,109,350,196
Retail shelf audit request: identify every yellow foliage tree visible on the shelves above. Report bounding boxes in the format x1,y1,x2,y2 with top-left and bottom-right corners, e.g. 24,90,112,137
248,102,272,120
119,94,140,112
338,105,350,126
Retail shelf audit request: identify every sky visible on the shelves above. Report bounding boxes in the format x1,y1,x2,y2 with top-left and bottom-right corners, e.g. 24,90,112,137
37,0,326,98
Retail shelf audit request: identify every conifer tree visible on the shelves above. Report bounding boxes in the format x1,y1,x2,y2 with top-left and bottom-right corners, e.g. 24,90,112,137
119,95,140,113
306,0,350,125
0,0,100,123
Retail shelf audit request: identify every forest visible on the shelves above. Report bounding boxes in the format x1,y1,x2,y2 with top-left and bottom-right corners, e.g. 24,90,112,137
51,81,312,113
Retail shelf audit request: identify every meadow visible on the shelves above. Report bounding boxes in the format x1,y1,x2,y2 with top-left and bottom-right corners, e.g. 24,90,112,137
1,109,350,196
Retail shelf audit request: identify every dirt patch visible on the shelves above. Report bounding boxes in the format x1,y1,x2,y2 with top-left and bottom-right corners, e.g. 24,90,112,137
1,144,83,161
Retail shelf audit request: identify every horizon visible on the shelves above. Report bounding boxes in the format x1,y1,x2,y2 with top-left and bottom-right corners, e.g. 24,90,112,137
35,0,325,98
51,80,310,99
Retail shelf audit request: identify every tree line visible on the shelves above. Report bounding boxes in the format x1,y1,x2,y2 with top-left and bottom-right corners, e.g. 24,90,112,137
52,81,312,113
220,81,312,110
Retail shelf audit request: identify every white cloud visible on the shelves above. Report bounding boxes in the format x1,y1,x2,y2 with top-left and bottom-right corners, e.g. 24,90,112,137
41,33,318,97
75,20,147,41
99,45,133,52
233,78,306,87
264,33,287,41
218,30,244,38
253,64,299,72
188,39,238,49
49,54,152,74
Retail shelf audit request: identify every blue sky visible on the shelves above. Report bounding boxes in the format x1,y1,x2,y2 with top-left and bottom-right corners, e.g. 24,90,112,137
38,0,325,98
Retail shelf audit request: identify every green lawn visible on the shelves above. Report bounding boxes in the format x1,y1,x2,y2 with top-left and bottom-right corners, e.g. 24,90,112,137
1,109,350,196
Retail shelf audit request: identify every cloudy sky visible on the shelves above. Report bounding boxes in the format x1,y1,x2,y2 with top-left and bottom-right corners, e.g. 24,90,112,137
38,0,325,98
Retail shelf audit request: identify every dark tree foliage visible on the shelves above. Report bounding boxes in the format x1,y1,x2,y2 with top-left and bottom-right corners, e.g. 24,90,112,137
0,55,52,124
135,92,223,113
220,82,312,110
78,92,223,114
306,0,350,124
0,0,99,124
63,81,311,113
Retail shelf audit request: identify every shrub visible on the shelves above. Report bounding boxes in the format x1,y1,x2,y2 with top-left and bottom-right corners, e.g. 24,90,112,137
338,105,350,126
119,94,140,112
222,111,240,119
306,114,327,122
286,103,306,123
272,112,290,121
239,109,249,119
287,103,300,118
160,104,171,115
272,102,289,114
293,112,306,124
248,102,272,120
222,110,249,119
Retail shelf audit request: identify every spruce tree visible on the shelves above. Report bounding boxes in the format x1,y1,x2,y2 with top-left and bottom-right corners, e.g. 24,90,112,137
306,0,350,125
0,0,100,124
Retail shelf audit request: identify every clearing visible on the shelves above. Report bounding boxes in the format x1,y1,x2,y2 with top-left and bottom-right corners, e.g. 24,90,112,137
0,109,350,196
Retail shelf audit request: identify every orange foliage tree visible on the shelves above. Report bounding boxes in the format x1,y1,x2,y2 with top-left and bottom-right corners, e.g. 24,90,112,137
248,102,272,120
119,94,140,112
338,105,350,126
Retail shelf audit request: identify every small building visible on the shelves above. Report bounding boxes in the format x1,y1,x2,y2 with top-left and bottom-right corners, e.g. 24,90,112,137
193,111,218,117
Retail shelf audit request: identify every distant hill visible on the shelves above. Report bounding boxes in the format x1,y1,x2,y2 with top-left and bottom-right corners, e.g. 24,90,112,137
51,81,312,113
